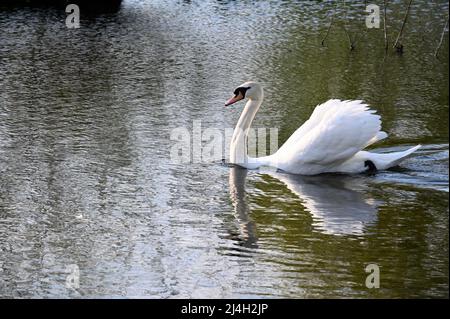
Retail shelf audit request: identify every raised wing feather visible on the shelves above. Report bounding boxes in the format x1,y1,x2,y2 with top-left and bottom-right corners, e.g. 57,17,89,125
277,99,386,166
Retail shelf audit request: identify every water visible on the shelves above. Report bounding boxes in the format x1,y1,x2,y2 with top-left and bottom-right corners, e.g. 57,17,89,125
0,0,448,298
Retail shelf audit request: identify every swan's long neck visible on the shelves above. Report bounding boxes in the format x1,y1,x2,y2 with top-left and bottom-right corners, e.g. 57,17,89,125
230,97,270,169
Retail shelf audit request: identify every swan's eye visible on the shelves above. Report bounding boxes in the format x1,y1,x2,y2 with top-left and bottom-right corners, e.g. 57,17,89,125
233,87,251,97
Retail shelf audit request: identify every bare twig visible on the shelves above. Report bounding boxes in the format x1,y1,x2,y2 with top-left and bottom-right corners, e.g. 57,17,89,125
352,0,371,47
383,0,388,51
321,15,334,45
342,0,355,50
435,15,449,57
392,0,413,52
321,2,338,46
342,25,355,50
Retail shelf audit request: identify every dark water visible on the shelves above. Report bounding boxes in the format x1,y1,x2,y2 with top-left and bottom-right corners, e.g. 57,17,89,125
0,0,448,298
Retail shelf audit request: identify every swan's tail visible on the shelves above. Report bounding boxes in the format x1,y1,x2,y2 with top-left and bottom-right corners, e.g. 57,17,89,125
369,144,421,170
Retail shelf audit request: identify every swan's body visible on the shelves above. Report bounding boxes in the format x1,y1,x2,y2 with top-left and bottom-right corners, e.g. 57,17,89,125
226,81,420,175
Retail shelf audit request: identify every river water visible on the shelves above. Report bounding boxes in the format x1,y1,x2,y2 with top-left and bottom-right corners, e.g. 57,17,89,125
0,0,448,298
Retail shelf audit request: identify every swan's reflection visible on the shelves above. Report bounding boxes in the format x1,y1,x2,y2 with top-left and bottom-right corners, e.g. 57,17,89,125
267,170,380,235
228,166,258,248
229,166,380,237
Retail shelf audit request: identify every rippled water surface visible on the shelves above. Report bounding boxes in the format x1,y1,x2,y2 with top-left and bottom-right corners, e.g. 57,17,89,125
0,0,448,298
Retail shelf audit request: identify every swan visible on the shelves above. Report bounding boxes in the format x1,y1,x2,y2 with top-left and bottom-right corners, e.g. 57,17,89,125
225,81,421,175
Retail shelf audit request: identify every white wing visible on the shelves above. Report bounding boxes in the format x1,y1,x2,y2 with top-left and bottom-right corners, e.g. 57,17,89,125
275,99,387,172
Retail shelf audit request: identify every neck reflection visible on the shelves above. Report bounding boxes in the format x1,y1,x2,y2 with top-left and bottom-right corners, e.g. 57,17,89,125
228,166,258,248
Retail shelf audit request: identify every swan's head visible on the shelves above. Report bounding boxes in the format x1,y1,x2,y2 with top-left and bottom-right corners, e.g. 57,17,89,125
225,81,263,106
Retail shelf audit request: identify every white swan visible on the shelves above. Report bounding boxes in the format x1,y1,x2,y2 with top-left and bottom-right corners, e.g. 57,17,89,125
225,81,421,175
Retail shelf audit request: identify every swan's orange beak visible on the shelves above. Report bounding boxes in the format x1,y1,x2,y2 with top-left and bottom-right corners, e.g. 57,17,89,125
225,91,244,106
